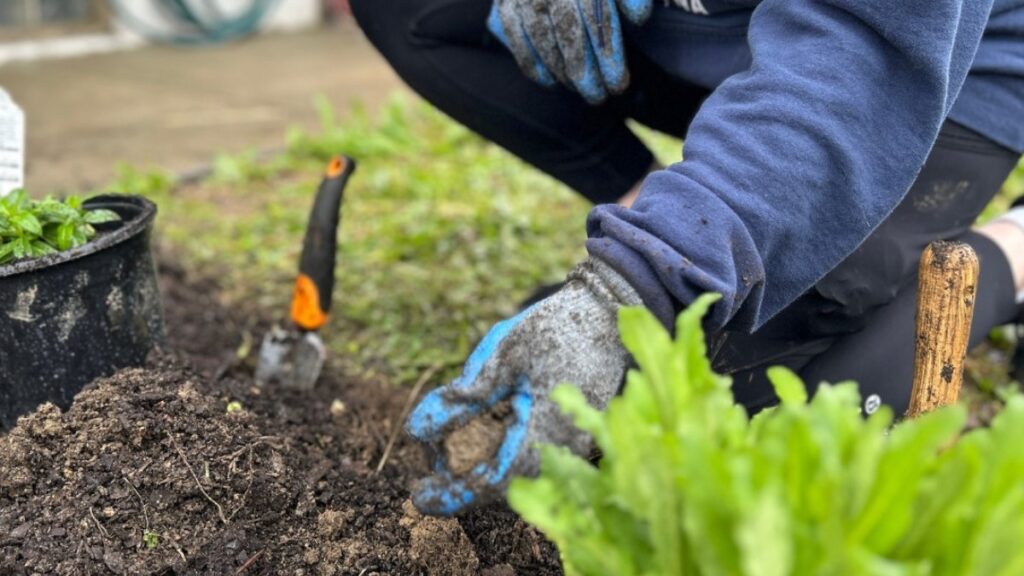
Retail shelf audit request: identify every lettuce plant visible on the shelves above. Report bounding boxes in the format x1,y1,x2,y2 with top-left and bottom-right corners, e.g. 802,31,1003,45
0,190,120,265
509,294,1024,576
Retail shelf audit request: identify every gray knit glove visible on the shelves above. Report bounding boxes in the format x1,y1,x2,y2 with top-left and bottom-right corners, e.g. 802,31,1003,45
405,257,640,515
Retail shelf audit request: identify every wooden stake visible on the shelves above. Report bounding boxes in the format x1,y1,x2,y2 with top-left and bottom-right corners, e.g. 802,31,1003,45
907,241,979,418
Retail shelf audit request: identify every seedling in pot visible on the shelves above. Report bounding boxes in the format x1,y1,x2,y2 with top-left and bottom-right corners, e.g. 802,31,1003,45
0,189,121,265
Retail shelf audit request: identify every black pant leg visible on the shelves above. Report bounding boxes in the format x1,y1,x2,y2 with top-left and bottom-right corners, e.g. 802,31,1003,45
351,0,648,203
798,231,1016,416
715,120,1021,413
350,0,708,204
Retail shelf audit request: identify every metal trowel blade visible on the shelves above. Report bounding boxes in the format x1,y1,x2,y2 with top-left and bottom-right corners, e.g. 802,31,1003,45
254,325,325,390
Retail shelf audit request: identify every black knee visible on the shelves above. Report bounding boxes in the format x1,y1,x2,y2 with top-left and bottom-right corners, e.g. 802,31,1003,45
352,0,491,51
349,0,408,44
813,235,906,324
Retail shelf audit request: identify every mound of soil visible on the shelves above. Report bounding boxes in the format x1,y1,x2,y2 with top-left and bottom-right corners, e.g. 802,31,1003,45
0,263,561,575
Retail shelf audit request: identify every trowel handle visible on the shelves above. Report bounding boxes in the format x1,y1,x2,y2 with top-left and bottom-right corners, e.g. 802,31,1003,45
290,155,356,331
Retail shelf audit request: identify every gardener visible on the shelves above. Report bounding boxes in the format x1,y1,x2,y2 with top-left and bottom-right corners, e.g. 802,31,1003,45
351,0,1024,515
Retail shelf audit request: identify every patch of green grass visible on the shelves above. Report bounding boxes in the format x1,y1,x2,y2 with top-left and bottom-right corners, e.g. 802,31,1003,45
108,95,606,383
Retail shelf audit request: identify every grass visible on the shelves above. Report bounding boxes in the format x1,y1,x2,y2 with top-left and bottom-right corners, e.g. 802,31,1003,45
103,95,679,384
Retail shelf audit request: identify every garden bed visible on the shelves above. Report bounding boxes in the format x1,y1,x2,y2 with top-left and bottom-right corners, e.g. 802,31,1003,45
0,263,561,575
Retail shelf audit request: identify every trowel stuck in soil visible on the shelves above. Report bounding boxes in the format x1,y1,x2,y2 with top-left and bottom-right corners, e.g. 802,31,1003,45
0,265,561,575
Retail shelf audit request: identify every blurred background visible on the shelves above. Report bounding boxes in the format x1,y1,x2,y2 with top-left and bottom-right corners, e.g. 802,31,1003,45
0,0,404,192
0,0,601,387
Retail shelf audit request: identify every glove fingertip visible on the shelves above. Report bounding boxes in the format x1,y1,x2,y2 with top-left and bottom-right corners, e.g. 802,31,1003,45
532,61,557,87
569,38,609,104
619,0,654,25
592,6,630,96
605,64,630,96
412,475,476,517
486,5,511,46
576,73,609,105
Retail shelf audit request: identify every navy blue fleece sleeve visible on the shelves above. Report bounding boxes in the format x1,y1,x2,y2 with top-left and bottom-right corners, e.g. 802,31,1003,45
586,0,993,331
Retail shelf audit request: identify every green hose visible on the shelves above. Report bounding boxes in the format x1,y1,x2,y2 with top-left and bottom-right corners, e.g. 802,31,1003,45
108,0,281,45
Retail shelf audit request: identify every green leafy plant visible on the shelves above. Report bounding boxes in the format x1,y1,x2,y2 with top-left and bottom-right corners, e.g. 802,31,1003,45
142,530,159,549
509,294,1024,576
0,190,120,265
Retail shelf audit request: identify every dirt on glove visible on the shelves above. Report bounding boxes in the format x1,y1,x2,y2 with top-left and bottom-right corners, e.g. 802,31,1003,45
0,262,562,575
443,401,514,477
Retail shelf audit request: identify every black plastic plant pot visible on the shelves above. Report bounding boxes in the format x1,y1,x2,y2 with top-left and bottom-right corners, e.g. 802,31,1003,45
0,194,164,430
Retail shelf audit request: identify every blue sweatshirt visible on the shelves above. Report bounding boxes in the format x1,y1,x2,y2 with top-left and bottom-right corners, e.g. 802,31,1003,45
587,0,1024,332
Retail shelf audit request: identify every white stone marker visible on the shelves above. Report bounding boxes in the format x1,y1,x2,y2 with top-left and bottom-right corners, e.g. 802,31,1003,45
0,88,25,197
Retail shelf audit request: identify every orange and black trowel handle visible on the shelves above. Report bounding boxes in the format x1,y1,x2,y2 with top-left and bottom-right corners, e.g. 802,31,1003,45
289,155,357,331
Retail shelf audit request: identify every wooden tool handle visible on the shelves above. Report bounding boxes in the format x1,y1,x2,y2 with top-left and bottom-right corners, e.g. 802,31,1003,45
907,241,979,418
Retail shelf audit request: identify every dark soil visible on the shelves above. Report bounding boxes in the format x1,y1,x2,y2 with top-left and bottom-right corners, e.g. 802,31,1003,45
0,262,561,575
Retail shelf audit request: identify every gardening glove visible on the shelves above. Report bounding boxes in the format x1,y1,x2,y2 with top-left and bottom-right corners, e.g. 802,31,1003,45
406,257,641,516
487,0,653,104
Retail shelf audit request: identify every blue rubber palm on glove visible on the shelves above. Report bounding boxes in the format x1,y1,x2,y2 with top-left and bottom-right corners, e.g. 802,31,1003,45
406,258,641,515
488,0,653,103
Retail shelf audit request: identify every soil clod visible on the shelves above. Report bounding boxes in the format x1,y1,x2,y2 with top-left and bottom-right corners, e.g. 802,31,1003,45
402,500,480,576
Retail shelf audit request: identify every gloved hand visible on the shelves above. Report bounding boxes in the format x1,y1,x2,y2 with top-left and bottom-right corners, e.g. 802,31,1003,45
406,257,641,515
487,0,653,103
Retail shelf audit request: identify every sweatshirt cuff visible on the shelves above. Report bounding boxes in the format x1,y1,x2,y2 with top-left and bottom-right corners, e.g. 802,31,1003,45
585,236,680,329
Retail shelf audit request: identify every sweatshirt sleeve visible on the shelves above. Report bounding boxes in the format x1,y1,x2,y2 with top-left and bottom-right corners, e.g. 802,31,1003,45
586,0,993,332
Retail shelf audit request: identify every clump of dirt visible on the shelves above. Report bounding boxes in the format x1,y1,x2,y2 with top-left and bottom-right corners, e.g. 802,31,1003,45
444,401,513,476
401,500,479,576
0,263,562,574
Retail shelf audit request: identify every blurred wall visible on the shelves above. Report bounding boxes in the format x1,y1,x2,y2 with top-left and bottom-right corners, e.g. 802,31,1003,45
126,0,320,33
0,0,321,66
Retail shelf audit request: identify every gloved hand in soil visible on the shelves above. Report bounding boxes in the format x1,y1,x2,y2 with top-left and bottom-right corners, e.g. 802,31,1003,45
487,0,653,104
406,257,641,515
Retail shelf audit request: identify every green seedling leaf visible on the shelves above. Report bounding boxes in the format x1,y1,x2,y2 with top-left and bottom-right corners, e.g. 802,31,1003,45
55,222,76,251
0,240,15,264
64,195,83,210
0,192,115,263
12,212,41,236
768,366,808,406
142,530,159,549
29,239,56,258
34,198,78,223
11,236,31,259
83,208,120,225
4,189,29,210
